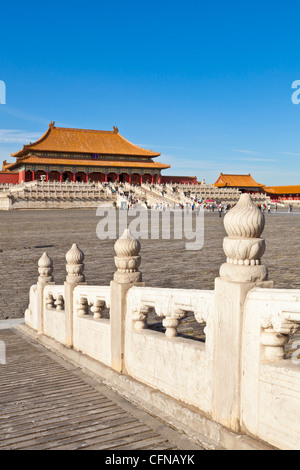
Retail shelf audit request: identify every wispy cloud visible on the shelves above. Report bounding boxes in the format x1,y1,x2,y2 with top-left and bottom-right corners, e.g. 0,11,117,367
230,157,278,162
0,105,50,126
0,129,41,144
230,148,257,155
278,151,300,157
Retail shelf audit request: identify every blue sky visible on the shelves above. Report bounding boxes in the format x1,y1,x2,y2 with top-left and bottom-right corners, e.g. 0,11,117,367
1,0,300,185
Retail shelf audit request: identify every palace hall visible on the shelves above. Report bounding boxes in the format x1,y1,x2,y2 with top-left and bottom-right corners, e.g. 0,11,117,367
214,173,300,201
2,122,171,185
214,173,266,193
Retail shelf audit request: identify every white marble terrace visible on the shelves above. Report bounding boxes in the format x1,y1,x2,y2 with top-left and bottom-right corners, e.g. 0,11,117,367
0,180,270,210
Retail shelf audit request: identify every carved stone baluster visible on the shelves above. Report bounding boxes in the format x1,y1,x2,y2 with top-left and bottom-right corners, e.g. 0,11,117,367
260,327,288,361
162,317,180,338
77,297,88,316
55,294,64,311
163,308,187,338
90,299,105,319
132,306,151,331
45,292,55,309
260,311,300,361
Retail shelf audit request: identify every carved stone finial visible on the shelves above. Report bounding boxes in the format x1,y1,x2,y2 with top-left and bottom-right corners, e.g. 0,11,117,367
220,194,268,282
65,243,85,284
114,229,141,257
38,252,53,283
114,229,142,284
224,193,265,239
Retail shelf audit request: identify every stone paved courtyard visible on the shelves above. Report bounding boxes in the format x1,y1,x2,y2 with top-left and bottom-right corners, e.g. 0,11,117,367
0,329,203,451
0,207,300,323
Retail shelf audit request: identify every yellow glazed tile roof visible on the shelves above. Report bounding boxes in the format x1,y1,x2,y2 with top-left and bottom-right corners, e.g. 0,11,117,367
11,123,161,158
264,185,300,195
215,173,264,188
6,155,170,171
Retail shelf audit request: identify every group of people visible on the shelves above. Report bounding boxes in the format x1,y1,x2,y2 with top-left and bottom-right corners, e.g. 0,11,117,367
258,203,281,213
114,182,298,216
257,203,272,213
147,201,234,216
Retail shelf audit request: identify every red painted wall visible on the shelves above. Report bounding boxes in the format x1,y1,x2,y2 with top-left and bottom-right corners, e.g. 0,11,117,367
161,175,198,185
18,169,25,183
0,172,19,184
0,171,198,186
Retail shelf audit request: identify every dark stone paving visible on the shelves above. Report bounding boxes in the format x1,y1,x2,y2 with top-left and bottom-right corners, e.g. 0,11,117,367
0,207,299,449
0,208,299,321
0,329,203,450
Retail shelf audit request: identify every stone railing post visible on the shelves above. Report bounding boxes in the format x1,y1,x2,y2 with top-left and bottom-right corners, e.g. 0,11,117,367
212,194,273,432
37,252,54,334
110,229,143,373
64,244,85,347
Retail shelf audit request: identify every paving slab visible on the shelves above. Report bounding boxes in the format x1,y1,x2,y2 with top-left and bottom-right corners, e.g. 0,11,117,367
0,329,204,451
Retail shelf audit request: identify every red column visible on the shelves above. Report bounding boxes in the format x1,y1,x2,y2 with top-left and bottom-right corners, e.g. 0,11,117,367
59,172,63,182
140,175,143,185
158,174,161,184
129,174,132,184
104,174,108,183
117,174,120,183
32,171,35,181
46,172,49,182
85,173,89,183
72,173,76,183
18,169,25,183
151,175,154,184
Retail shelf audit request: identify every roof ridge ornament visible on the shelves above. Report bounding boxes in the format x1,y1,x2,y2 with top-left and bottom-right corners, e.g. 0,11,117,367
49,121,55,129
113,126,119,133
